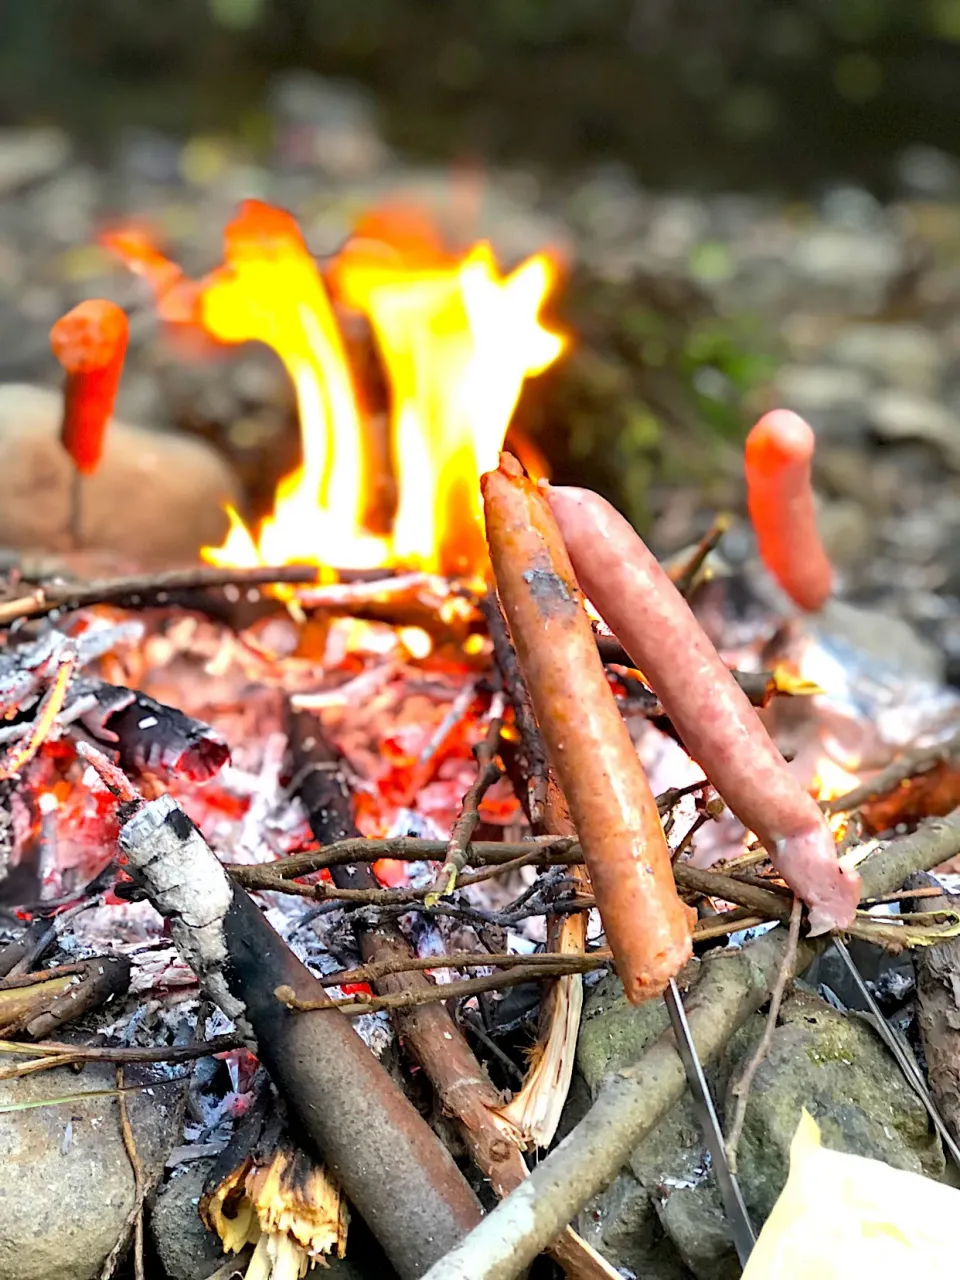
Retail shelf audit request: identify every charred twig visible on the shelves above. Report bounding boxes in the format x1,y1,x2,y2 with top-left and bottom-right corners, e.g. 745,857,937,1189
428,704,505,903
95,769,483,1280
671,801,722,864
725,895,802,1172
0,564,319,626
668,515,730,597
0,1033,243,1064
321,949,613,989
483,592,549,824
279,964,587,1015
419,809,960,1280
594,630,816,711
0,646,75,778
823,729,960,816
76,683,230,782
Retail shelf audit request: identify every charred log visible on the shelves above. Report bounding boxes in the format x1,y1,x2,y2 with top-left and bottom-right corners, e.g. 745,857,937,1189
114,792,482,1280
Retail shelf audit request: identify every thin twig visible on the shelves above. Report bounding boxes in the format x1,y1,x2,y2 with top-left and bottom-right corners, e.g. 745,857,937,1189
100,1066,146,1280
277,963,588,1016
0,1052,77,1082
227,785,707,883
0,646,76,778
823,729,960,815
0,1034,243,1063
0,564,320,625
725,895,802,1173
483,591,550,825
322,949,613,989
669,515,731,596
234,854,793,925
428,704,505,904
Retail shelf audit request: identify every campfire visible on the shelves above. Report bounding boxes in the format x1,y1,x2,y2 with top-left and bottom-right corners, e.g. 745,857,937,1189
1,199,960,1280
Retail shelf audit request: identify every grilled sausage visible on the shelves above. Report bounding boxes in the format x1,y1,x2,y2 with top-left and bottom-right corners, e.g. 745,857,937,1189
545,481,860,934
482,454,695,1002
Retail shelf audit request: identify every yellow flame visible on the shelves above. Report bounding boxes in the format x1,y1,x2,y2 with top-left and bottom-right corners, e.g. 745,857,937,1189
810,754,861,840
335,240,564,575
164,199,564,579
198,202,386,575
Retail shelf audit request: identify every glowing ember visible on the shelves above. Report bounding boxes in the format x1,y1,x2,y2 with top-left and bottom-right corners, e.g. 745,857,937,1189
104,200,564,579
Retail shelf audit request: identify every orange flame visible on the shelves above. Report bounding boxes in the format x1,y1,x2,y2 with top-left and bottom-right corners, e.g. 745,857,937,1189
104,200,564,579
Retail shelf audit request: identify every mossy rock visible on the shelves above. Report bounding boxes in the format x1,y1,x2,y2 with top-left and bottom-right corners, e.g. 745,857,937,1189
571,976,945,1280
723,988,945,1223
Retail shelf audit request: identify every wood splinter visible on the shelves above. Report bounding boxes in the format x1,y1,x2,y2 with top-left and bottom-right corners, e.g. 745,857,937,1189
482,453,695,1004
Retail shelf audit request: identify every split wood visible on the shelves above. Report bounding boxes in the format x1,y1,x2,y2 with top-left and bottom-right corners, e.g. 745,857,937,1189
420,808,960,1280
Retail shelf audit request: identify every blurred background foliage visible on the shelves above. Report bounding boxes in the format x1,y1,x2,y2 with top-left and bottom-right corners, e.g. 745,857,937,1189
3,0,959,537
3,0,960,192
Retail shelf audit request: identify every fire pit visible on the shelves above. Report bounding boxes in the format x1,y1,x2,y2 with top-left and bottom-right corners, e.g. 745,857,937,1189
1,196,959,1280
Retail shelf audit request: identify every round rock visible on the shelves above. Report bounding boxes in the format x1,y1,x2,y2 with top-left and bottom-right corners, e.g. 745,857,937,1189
0,1060,182,1280
150,1159,227,1280
0,384,240,562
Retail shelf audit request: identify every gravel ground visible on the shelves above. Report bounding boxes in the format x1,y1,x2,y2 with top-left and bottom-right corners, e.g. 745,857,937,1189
1,72,958,678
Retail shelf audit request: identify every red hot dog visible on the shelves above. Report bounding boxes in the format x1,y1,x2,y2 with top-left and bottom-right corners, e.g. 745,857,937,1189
483,455,695,1003
544,482,861,935
744,409,834,613
50,299,129,475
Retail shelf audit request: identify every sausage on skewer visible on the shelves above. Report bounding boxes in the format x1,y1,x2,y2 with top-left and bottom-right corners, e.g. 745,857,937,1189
544,481,860,934
744,408,833,613
482,454,695,1003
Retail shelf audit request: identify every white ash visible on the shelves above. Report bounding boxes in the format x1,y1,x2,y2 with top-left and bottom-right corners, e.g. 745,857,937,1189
118,793,254,1040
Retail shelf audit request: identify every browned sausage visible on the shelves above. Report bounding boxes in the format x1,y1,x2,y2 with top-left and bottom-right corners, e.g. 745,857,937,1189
482,454,695,1003
744,409,834,612
544,482,861,934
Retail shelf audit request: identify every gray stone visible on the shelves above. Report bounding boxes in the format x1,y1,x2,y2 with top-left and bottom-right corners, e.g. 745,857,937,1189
578,1172,691,1280
773,364,871,440
0,384,240,562
0,128,70,195
150,1160,226,1280
791,228,902,310
828,324,944,395
572,979,944,1280
817,499,875,570
0,1061,182,1280
268,72,389,179
812,598,946,685
725,991,944,1221
895,145,960,198
866,390,960,469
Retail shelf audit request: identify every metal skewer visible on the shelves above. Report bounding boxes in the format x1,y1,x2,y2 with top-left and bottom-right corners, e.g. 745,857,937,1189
833,938,960,1171
664,978,757,1268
